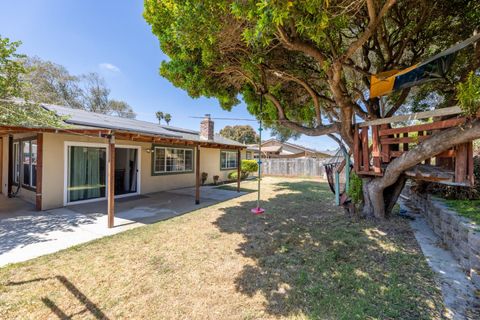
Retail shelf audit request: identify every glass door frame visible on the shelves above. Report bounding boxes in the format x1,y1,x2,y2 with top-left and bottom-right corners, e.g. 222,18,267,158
63,142,141,206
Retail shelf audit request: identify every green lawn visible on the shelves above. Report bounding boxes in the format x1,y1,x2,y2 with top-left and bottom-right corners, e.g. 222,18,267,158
0,177,444,319
444,199,480,224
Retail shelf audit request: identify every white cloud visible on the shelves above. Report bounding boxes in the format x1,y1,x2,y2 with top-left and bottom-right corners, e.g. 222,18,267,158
99,63,120,73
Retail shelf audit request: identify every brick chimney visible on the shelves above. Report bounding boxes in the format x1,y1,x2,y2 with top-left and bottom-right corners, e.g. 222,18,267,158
200,114,214,140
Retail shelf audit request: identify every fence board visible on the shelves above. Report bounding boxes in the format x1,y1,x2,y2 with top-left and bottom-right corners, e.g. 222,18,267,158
261,158,329,178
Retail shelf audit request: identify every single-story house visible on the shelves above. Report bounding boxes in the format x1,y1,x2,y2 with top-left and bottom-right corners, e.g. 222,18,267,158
0,105,246,227
246,138,332,159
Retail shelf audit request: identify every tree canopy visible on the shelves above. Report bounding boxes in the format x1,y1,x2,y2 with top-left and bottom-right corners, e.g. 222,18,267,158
144,0,480,145
145,0,480,218
0,36,63,127
22,57,136,118
219,125,259,144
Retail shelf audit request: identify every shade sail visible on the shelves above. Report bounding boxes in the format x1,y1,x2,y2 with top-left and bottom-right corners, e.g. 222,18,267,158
370,33,480,98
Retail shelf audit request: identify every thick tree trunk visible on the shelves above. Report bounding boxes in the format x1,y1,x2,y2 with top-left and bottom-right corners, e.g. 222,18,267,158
361,175,407,218
358,119,480,218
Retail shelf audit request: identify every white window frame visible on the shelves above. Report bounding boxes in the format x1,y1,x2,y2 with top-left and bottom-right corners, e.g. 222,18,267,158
63,142,141,206
152,146,194,174
220,150,238,170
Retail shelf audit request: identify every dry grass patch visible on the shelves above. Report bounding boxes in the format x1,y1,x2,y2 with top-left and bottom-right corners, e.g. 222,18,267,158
0,177,444,319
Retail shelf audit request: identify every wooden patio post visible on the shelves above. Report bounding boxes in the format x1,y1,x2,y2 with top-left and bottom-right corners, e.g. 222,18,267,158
237,149,241,192
195,145,200,204
35,133,43,211
107,135,115,228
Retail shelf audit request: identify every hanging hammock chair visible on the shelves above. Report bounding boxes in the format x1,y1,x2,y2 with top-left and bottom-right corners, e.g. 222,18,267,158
324,148,352,206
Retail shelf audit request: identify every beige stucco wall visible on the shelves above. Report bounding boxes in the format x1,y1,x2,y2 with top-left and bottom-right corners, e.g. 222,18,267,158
0,131,245,209
38,132,246,210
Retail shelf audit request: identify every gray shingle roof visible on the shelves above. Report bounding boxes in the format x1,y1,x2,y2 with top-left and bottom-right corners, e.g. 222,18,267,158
42,104,244,147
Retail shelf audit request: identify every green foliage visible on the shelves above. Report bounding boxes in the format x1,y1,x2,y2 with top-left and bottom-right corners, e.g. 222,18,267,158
444,200,480,225
228,171,239,180
457,72,480,116
144,0,480,143
156,111,164,123
348,172,363,205
164,113,172,125
0,36,64,127
219,125,258,144
228,159,258,180
241,159,258,173
21,56,136,118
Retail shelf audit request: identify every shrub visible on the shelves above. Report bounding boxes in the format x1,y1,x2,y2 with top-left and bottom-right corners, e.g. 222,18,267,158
228,171,248,180
227,160,259,181
457,71,480,117
241,159,258,174
348,172,363,204
213,175,219,185
201,172,208,185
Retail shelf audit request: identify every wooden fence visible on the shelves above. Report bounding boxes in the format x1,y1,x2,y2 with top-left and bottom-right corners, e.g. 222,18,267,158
261,158,329,178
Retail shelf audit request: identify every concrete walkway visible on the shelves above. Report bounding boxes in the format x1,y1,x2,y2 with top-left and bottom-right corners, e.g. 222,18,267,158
0,185,245,267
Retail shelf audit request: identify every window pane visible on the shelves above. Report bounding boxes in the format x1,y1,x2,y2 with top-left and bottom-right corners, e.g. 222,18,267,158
154,148,165,172
185,150,193,171
31,140,37,187
68,146,106,202
22,141,31,186
221,152,227,169
153,147,193,173
221,151,237,169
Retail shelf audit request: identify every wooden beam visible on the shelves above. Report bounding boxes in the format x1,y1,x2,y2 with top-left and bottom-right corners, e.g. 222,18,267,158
237,149,241,192
353,125,360,172
36,133,43,211
468,141,474,186
361,127,369,172
455,143,468,183
359,106,462,127
380,135,428,145
371,125,381,173
378,117,466,136
107,136,115,228
402,132,409,152
195,145,200,204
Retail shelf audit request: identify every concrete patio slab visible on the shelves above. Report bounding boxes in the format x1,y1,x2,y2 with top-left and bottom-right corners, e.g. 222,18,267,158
0,185,246,267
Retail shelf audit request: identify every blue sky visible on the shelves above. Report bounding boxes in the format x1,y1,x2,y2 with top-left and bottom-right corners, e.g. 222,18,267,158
0,0,338,150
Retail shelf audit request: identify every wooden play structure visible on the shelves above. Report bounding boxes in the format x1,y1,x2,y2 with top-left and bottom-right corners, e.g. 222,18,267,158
353,106,475,186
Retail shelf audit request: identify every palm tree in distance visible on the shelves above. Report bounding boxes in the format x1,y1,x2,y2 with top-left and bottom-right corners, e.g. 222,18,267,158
164,113,172,125
155,111,164,124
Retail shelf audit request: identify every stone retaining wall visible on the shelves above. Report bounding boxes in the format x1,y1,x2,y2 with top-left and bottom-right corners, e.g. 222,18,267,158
403,187,480,293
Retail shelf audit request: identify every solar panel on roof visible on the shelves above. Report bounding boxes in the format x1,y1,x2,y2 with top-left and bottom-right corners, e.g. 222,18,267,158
43,104,182,138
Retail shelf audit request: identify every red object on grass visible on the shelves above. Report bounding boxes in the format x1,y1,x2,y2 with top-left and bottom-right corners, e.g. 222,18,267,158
251,207,265,215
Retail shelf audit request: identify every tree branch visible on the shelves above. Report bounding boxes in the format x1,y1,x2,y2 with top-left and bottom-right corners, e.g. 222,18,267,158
339,0,397,62
264,92,339,136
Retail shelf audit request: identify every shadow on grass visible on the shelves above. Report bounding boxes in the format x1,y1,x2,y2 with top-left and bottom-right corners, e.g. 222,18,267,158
214,180,443,319
7,275,109,320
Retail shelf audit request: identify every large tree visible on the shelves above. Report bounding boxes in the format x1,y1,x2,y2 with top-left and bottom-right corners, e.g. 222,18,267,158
22,57,136,118
144,0,480,218
0,36,63,127
220,125,259,144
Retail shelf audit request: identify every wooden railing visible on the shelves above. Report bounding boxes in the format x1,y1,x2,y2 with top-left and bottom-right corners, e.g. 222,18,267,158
353,106,475,186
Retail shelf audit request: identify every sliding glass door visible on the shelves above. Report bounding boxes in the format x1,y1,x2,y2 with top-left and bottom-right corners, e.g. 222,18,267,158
67,146,107,203
114,148,138,195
